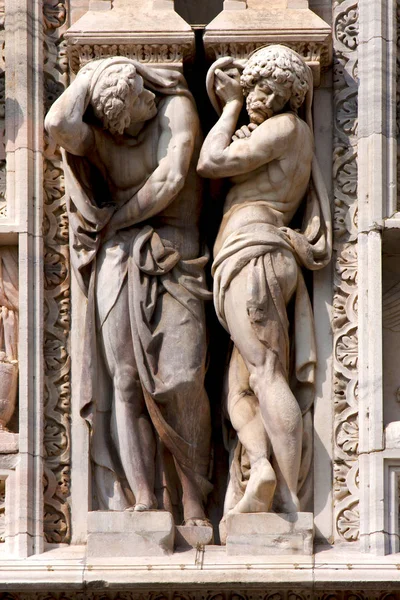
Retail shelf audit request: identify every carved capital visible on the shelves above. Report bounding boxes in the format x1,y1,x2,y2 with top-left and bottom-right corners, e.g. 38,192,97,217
67,42,194,73
206,40,330,86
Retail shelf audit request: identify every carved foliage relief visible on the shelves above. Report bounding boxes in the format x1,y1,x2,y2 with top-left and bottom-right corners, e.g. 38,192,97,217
332,0,359,541
43,0,71,544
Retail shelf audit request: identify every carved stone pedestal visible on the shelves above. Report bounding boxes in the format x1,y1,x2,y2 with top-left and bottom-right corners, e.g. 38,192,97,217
175,525,214,549
87,511,175,557
224,512,314,556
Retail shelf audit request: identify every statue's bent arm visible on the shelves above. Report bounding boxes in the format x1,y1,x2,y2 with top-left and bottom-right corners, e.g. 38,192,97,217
44,71,95,157
197,107,297,180
109,95,198,230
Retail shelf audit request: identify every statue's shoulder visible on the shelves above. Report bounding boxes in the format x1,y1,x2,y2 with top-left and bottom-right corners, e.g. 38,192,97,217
265,112,311,144
254,112,301,141
157,93,199,136
157,92,195,112
270,111,303,127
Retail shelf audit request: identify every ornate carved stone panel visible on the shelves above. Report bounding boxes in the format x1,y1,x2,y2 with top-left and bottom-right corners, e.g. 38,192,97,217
43,0,71,544
332,0,359,542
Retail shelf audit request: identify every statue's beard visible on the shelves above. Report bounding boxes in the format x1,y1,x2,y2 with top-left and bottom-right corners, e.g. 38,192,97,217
247,100,273,124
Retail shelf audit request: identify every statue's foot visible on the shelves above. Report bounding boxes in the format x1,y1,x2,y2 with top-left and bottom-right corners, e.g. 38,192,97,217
133,503,150,512
183,517,211,527
279,491,300,515
124,493,157,512
229,458,276,514
182,497,209,527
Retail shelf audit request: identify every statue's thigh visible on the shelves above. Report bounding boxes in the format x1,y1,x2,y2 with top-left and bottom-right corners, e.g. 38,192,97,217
155,291,207,373
270,249,298,304
99,282,139,380
224,264,268,369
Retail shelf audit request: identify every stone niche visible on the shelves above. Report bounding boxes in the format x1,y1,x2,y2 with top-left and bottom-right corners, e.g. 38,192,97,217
52,0,333,558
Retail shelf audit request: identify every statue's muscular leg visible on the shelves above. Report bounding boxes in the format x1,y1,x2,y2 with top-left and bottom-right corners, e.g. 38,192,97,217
225,346,276,515
99,280,157,511
224,260,302,514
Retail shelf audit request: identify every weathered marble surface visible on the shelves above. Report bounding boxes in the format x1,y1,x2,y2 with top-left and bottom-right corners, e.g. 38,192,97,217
198,45,331,525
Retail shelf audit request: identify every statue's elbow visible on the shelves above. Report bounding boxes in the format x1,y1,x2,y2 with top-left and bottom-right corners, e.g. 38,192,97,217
44,110,68,145
197,157,213,178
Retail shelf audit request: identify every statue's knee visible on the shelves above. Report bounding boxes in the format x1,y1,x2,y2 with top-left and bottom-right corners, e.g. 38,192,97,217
249,359,277,392
113,366,142,404
229,392,257,431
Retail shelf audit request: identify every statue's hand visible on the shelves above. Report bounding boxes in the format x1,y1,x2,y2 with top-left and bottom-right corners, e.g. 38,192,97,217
232,123,258,142
214,69,243,106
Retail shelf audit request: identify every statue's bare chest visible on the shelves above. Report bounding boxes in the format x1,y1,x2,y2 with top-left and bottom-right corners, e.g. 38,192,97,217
92,125,158,192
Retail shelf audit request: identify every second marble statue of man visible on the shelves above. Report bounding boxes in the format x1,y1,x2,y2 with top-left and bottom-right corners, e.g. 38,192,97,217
198,45,331,522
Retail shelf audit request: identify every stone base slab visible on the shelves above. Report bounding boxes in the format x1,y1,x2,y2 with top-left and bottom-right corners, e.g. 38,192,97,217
87,510,175,557
175,525,214,549
225,512,314,556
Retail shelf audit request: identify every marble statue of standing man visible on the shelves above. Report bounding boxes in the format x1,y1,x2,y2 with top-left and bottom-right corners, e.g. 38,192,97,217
198,45,331,519
45,57,212,526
